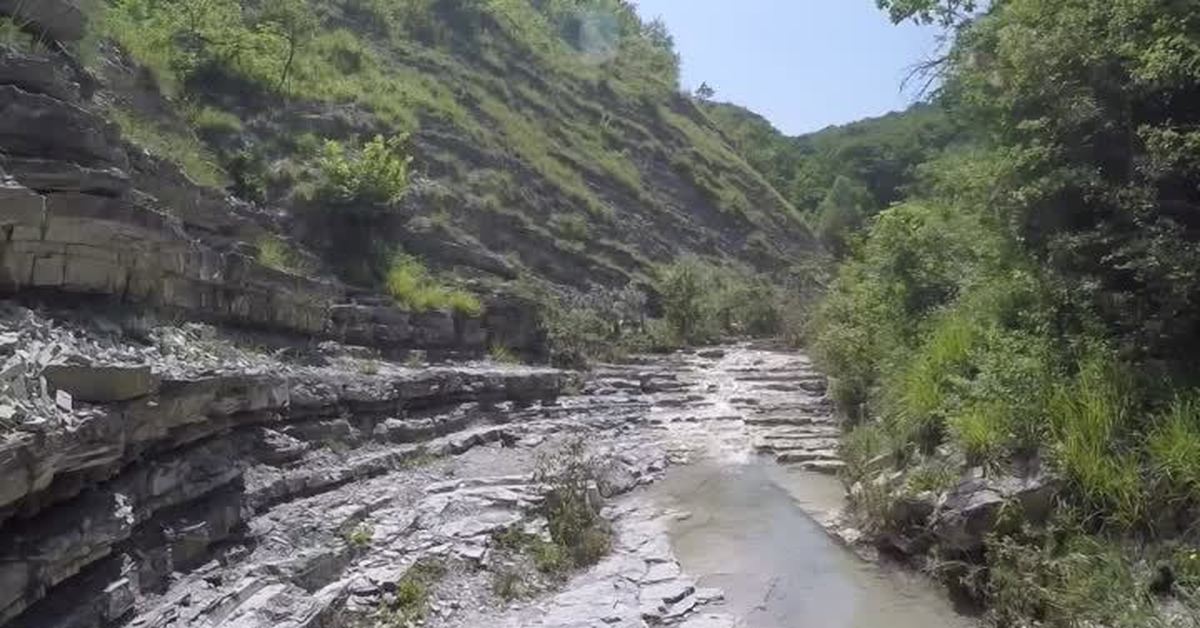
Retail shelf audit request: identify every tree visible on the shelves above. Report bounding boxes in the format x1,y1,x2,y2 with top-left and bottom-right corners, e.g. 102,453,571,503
876,0,979,27
260,0,318,90
694,82,715,101
816,176,874,258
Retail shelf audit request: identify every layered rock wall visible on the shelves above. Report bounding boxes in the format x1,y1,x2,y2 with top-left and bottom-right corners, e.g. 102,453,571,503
0,41,491,356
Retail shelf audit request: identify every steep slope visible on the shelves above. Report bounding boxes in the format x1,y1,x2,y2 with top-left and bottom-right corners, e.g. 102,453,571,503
24,0,814,298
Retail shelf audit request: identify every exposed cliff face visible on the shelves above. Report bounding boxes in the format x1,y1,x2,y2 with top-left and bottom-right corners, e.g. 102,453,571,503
0,302,575,626
0,37,528,358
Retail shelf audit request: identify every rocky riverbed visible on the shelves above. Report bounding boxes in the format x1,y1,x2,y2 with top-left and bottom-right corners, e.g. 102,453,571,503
0,302,972,628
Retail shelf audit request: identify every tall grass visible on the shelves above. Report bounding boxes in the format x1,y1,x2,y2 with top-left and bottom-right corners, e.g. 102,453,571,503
1047,356,1144,528
386,255,482,316
107,107,229,188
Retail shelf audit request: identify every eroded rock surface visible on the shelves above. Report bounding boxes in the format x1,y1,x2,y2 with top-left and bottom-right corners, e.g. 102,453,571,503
0,321,843,628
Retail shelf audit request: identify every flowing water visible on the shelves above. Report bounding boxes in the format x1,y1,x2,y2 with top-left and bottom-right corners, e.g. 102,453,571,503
635,346,977,628
650,460,975,628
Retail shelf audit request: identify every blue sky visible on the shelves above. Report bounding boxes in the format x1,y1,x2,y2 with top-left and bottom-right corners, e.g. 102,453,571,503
633,0,942,136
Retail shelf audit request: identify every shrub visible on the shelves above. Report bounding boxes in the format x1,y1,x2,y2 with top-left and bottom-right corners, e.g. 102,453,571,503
658,257,708,343
1146,395,1200,504
315,135,411,207
1047,355,1144,528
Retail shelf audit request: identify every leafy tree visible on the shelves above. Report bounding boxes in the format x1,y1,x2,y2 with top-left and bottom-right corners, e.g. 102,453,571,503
876,0,980,26
695,82,715,101
942,0,1200,369
815,176,873,257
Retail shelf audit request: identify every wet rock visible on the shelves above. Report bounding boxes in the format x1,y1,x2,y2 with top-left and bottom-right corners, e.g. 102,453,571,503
697,349,726,359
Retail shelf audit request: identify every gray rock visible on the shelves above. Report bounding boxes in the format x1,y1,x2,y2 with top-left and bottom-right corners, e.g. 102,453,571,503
0,85,124,167
41,363,158,402
0,0,86,43
0,47,80,102
0,156,129,196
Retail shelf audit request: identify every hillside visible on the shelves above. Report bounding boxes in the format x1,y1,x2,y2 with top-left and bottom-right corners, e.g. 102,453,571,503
0,2,822,626
31,0,812,298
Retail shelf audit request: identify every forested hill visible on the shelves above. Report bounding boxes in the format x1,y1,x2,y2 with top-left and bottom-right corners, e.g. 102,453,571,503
3,0,814,297
702,100,962,254
810,1,1200,625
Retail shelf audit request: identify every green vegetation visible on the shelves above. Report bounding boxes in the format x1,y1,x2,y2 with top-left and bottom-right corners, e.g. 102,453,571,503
256,235,314,276
385,255,482,316
703,101,960,222
377,558,446,626
313,135,411,208
811,0,1200,624
533,437,612,570
107,106,229,188
523,256,798,369
342,522,374,549
90,0,807,304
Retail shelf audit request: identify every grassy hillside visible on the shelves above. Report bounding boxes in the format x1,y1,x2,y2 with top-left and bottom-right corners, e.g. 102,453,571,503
48,0,814,296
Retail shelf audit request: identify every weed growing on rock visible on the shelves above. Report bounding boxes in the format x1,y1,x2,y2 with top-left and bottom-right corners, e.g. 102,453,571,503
489,344,521,365
535,436,613,569
256,235,314,276
386,255,482,316
491,567,526,601
378,558,446,626
343,522,374,548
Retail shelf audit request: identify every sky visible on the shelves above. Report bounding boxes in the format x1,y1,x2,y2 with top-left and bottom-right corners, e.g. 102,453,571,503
633,0,942,136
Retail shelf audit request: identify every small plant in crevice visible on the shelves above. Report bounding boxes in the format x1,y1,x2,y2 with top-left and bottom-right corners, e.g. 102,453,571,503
385,254,483,316
491,567,527,601
256,235,314,276
489,343,521,364
343,522,374,549
534,436,612,570
377,558,446,625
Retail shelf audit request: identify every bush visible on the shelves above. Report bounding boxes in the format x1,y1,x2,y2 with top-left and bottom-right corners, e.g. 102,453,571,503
314,134,411,207
343,522,374,548
385,254,483,316
1146,395,1200,506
